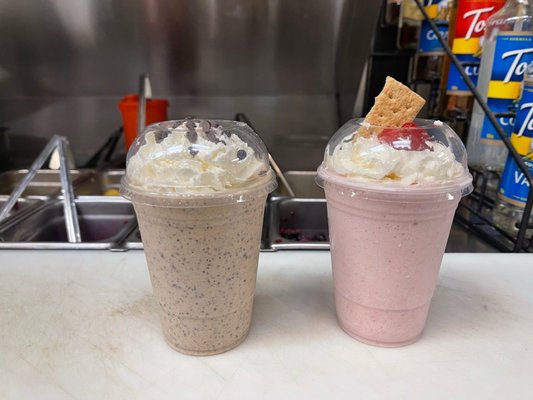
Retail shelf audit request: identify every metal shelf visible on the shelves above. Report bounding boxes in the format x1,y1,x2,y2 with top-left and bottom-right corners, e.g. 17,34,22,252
414,0,532,252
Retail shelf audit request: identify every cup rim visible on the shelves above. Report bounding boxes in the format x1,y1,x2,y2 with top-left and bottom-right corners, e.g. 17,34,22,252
120,170,277,208
351,118,445,130
316,164,473,198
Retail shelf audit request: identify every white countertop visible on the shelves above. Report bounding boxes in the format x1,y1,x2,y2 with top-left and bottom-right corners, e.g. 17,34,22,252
0,251,532,400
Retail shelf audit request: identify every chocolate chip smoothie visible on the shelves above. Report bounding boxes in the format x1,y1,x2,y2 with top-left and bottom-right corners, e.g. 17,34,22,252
121,119,276,355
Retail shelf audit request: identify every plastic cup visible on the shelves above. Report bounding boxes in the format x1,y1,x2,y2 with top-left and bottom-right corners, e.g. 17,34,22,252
317,119,473,347
121,119,276,355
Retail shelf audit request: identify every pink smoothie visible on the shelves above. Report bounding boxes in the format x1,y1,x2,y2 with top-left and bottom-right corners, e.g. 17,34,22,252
322,175,462,347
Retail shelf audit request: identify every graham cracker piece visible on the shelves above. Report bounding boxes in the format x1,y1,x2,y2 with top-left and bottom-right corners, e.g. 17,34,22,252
357,76,425,138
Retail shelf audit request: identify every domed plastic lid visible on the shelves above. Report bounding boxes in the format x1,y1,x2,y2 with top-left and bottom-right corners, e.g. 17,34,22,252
121,119,277,207
317,118,473,197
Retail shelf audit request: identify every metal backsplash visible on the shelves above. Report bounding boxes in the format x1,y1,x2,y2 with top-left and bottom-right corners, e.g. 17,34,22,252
0,0,379,170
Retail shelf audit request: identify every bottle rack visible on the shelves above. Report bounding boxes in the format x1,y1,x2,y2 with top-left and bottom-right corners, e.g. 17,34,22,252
413,0,532,252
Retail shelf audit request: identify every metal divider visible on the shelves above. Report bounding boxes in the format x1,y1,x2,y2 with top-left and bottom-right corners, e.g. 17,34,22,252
0,135,81,243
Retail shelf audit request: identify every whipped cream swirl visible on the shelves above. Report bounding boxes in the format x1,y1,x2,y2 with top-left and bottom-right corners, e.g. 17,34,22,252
126,120,267,193
328,135,465,185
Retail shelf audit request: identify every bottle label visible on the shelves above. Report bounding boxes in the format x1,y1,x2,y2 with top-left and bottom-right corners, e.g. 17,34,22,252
446,54,479,94
424,0,440,20
511,84,533,155
419,20,448,54
498,157,533,207
480,33,533,143
452,0,505,55
446,0,505,95
423,0,450,21
498,83,533,207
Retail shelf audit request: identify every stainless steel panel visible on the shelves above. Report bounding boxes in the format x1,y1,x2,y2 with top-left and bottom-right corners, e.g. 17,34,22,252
0,0,370,97
0,0,380,169
281,171,324,198
0,95,337,168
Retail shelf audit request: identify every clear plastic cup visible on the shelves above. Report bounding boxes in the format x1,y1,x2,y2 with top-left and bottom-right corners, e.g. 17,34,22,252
317,119,473,347
121,119,277,355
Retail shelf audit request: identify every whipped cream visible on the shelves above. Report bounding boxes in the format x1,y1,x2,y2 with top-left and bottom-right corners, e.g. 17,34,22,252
126,120,267,193
328,135,465,185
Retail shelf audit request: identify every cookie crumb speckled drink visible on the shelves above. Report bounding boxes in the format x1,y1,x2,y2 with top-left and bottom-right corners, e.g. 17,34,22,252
317,77,473,347
121,119,276,355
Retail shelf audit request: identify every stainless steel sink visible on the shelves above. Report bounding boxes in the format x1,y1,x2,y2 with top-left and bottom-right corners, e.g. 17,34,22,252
0,169,93,197
0,196,42,220
0,196,135,249
75,169,124,196
0,167,498,252
122,226,143,250
268,198,329,250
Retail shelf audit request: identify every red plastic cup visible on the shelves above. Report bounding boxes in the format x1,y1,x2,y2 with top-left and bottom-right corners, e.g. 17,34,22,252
118,95,169,150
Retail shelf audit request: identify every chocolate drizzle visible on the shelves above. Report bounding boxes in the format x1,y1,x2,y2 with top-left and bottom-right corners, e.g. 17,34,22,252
154,130,170,144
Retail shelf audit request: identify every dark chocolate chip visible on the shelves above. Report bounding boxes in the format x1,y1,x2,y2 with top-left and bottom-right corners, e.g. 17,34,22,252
188,146,199,157
222,130,232,137
183,116,194,121
185,121,196,130
236,149,247,160
154,130,170,144
199,120,211,130
186,130,198,143
205,131,221,144
169,121,180,129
